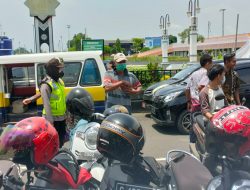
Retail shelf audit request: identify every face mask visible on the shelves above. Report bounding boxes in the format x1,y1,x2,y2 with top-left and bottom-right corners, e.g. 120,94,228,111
221,76,226,84
59,71,64,78
116,63,126,71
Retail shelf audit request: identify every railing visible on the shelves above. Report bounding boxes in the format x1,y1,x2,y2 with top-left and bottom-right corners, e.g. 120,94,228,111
130,69,181,86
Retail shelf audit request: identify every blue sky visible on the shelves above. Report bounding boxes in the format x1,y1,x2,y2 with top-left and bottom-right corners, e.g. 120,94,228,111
0,0,249,51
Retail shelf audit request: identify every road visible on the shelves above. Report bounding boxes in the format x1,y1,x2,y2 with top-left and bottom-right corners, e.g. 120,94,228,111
133,112,189,160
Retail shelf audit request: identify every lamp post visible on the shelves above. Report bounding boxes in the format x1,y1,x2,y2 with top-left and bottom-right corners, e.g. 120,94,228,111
187,0,200,62
159,14,171,69
67,24,71,51
208,21,211,39
220,9,226,36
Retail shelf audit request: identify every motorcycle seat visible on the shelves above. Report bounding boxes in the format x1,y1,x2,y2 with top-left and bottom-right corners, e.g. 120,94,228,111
195,115,206,132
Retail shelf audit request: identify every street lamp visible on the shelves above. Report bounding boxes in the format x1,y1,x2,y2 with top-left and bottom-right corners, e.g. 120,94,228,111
67,24,70,51
220,9,226,36
187,0,200,62
208,21,211,39
159,13,171,69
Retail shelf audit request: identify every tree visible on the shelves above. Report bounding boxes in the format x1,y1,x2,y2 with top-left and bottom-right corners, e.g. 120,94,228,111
68,33,90,51
178,28,205,43
169,35,177,44
111,38,123,54
104,45,111,55
131,38,144,53
178,28,191,43
14,47,31,54
197,34,205,43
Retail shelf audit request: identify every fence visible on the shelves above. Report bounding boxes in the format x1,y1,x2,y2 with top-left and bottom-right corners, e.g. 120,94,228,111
130,69,181,86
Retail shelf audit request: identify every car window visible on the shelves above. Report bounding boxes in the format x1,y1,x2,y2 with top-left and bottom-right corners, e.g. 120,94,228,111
236,67,250,84
80,59,101,86
10,66,35,86
37,62,82,87
171,64,200,80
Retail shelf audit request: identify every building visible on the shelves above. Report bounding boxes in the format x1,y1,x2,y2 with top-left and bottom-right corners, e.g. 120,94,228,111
138,33,250,58
144,37,161,49
105,39,133,55
0,36,13,56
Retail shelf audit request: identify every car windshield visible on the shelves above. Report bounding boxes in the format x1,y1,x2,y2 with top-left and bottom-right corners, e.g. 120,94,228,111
171,64,200,80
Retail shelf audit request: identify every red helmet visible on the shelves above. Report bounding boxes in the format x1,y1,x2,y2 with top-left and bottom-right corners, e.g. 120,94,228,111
0,117,59,165
210,105,250,157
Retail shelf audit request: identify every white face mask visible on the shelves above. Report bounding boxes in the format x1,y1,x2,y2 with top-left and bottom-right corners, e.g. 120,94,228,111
221,76,226,84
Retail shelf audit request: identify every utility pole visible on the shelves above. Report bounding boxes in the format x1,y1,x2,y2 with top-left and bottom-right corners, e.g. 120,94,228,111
208,21,211,39
220,9,226,36
67,24,70,51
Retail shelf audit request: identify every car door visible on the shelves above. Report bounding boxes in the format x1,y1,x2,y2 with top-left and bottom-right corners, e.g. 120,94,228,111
236,65,250,108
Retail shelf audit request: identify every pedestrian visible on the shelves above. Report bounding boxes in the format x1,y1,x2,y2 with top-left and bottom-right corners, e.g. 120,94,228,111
185,53,213,143
40,57,67,148
103,53,142,114
222,53,241,105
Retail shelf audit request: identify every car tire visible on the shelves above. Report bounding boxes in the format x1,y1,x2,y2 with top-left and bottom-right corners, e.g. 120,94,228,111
177,110,191,134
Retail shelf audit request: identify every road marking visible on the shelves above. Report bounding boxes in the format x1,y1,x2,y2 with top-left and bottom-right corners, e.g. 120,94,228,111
156,157,166,161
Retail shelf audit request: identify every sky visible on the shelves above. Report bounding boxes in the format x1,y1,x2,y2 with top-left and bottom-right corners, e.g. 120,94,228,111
0,0,250,52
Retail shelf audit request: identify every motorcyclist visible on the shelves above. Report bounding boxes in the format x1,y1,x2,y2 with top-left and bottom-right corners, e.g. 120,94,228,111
203,105,250,178
199,64,228,122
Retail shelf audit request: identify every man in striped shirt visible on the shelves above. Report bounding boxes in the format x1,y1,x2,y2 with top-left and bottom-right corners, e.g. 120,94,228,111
104,53,142,114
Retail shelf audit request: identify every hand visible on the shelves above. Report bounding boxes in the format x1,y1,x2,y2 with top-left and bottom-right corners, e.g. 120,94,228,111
23,98,31,105
121,80,132,87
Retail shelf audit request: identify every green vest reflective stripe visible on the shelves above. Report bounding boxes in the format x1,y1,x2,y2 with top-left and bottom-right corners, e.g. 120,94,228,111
42,78,66,116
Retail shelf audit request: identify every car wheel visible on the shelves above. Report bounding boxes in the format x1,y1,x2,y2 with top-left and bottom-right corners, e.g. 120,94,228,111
177,110,191,134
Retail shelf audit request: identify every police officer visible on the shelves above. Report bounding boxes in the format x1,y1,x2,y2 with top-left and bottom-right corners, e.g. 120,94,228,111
40,57,66,147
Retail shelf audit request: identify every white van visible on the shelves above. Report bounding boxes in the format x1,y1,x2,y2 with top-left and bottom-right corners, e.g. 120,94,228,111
0,51,106,125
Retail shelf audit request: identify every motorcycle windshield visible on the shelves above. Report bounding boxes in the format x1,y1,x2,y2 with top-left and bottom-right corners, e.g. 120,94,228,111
0,124,34,155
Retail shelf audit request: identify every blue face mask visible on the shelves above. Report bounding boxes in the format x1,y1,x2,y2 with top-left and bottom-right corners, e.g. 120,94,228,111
116,63,126,71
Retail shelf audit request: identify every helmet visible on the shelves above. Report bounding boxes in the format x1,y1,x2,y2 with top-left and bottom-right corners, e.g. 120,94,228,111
0,117,59,165
103,105,129,117
97,113,144,163
208,105,250,158
66,88,94,120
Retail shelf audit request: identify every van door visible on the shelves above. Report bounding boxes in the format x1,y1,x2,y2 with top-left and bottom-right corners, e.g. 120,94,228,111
79,58,105,112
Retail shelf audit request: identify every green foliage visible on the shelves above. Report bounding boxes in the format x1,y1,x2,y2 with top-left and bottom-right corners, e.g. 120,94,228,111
197,34,205,43
132,38,144,53
127,56,189,63
111,38,124,54
140,47,151,52
104,45,111,55
178,28,191,43
68,33,89,51
14,47,31,54
169,35,177,44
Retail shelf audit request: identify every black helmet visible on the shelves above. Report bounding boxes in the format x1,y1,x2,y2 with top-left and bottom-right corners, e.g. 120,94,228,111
66,88,94,119
103,105,129,117
97,113,144,163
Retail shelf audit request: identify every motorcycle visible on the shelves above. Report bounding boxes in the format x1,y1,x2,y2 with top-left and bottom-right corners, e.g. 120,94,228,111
99,150,213,190
207,154,250,189
189,94,227,174
69,112,106,183
0,148,99,190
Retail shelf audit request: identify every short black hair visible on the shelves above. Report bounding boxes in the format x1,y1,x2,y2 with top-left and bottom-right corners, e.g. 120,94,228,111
200,54,213,67
223,52,235,64
207,64,225,81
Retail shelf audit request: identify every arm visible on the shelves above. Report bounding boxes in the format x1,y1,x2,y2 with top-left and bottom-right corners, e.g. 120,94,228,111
121,74,142,95
23,93,41,105
40,84,54,125
104,80,124,92
199,88,213,120
234,88,241,105
185,88,192,111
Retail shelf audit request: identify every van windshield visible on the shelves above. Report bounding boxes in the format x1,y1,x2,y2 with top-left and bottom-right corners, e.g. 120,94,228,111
37,62,82,87
171,64,200,80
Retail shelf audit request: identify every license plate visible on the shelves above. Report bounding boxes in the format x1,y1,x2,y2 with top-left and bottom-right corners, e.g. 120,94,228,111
151,106,156,114
115,182,154,190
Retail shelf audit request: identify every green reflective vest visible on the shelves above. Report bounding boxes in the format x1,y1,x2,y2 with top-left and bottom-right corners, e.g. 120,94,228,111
42,78,66,116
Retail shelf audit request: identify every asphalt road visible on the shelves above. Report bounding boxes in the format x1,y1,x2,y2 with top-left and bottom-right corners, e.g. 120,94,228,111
133,112,189,160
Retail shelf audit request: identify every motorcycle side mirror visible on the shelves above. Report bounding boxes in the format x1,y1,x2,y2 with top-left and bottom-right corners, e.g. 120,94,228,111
242,97,246,106
215,94,225,101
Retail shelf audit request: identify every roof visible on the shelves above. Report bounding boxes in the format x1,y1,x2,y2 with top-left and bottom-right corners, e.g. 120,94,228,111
138,33,250,57
0,51,102,65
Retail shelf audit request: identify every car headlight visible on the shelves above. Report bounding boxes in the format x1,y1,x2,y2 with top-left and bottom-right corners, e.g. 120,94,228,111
164,91,182,103
85,126,99,150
